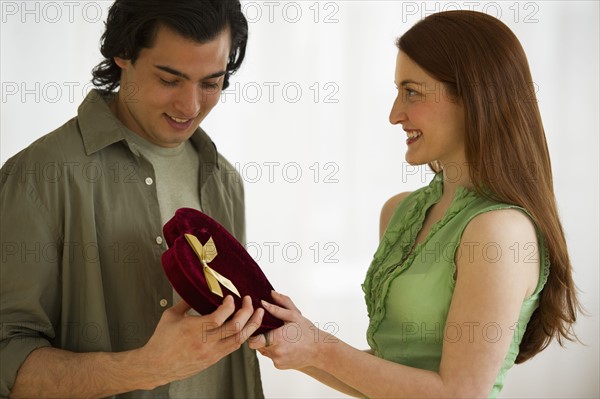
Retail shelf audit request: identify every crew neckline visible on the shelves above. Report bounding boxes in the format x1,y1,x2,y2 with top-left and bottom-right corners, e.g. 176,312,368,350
122,128,187,158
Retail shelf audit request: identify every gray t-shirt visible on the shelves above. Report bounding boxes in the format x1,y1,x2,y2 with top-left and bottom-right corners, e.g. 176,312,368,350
123,130,247,398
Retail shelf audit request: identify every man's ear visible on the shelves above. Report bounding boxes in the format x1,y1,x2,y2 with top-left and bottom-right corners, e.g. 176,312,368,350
114,57,128,69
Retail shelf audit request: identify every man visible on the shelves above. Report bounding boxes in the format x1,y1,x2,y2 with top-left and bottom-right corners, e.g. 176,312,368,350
0,1,265,397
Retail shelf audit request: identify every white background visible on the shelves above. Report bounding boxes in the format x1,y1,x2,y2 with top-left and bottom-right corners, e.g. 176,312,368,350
1,1,598,397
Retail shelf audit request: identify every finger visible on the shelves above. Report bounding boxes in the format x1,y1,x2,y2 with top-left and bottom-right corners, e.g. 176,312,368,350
271,291,301,313
230,295,254,325
257,347,273,358
241,307,264,340
247,326,270,350
171,299,192,315
247,334,262,349
237,307,265,346
206,295,236,326
220,305,264,350
219,296,254,338
261,299,298,323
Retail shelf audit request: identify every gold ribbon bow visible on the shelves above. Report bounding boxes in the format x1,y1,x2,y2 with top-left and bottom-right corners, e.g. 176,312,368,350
184,233,241,298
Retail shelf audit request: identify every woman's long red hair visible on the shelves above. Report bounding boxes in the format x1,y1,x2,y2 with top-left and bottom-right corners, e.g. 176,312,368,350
398,10,579,363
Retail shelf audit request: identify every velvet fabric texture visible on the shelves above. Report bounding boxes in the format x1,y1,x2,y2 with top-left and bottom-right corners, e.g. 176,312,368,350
162,208,283,336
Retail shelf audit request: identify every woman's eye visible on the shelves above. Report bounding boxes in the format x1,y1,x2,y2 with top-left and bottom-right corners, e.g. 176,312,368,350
405,88,417,97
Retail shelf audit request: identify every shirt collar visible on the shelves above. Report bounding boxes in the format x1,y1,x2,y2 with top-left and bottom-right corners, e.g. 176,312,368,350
78,89,218,169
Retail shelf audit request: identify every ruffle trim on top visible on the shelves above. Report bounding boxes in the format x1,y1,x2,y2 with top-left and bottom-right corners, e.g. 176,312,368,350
362,173,479,354
538,238,551,295
529,228,551,299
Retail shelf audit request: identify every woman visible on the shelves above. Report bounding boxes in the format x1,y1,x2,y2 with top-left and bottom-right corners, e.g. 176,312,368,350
249,10,579,398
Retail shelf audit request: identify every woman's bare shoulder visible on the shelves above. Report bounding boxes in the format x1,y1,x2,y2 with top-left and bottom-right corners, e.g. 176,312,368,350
379,192,412,240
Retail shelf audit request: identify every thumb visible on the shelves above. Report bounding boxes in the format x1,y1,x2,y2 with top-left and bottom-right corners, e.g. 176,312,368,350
171,299,192,315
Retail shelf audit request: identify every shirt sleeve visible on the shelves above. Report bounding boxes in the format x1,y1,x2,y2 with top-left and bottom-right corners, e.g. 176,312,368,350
0,157,60,397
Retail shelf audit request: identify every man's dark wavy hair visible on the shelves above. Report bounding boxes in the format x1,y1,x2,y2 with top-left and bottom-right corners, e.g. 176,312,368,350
91,0,248,92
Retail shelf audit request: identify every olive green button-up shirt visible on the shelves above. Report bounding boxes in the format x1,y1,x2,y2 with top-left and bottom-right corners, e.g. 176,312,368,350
0,90,263,398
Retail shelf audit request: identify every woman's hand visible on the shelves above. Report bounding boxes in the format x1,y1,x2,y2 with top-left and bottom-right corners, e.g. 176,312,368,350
248,291,337,370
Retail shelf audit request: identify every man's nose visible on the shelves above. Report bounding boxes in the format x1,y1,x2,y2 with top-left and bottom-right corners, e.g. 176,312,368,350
173,85,201,117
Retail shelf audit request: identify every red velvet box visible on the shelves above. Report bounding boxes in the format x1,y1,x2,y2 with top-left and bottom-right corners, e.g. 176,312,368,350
161,208,283,336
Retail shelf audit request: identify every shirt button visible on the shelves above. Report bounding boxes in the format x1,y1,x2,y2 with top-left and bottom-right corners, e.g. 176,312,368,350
159,299,168,308
145,177,153,185
156,236,163,245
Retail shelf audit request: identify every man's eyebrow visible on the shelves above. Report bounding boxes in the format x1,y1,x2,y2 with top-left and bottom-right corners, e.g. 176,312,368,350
155,65,190,80
203,70,227,79
154,65,227,80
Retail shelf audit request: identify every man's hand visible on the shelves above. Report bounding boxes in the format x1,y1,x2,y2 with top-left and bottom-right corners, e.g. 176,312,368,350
10,296,263,398
139,295,264,388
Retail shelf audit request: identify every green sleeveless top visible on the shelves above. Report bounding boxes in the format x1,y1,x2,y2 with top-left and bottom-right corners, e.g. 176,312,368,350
362,173,550,398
